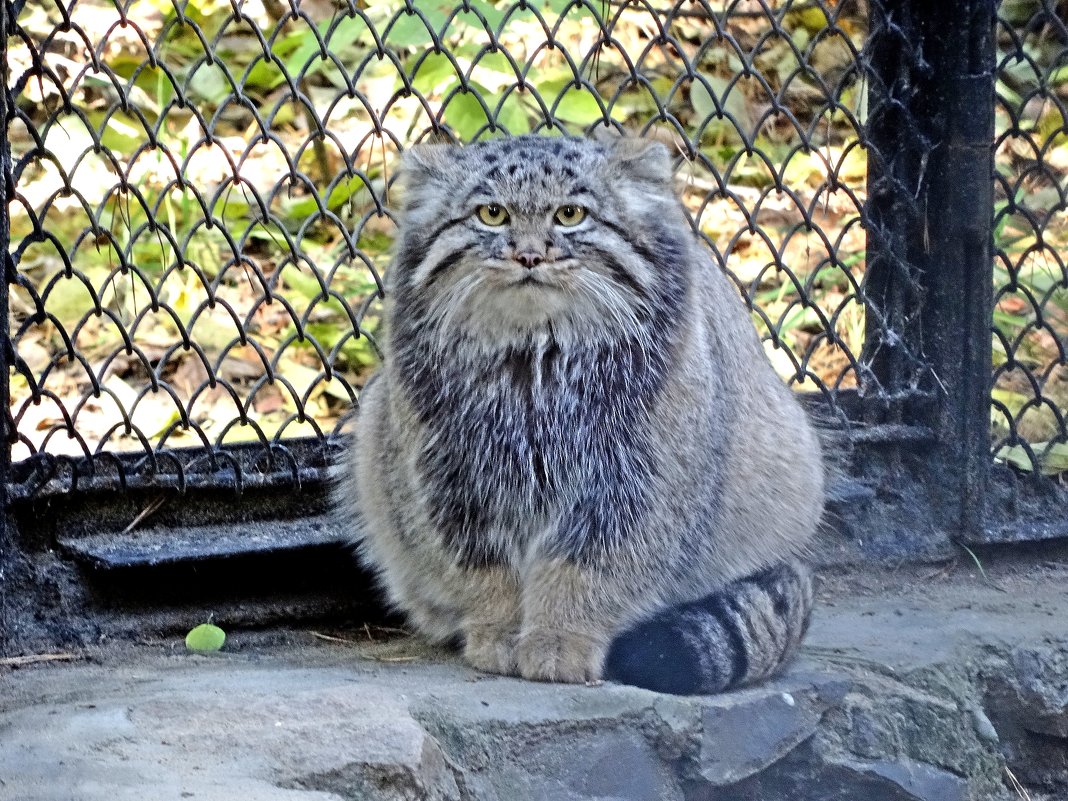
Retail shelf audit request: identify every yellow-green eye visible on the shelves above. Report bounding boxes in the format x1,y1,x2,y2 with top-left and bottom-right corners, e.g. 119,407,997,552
476,203,509,226
554,204,586,226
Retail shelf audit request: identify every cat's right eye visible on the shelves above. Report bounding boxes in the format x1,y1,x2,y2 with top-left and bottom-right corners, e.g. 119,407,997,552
476,204,510,226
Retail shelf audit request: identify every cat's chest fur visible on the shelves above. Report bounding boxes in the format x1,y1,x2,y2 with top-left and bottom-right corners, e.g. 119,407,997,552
395,334,661,565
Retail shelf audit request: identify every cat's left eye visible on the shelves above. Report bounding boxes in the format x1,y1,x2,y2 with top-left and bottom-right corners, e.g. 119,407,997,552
554,205,586,226
476,203,510,226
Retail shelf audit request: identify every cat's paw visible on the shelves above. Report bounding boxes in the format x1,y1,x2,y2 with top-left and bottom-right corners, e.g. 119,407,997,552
515,627,605,684
463,624,517,675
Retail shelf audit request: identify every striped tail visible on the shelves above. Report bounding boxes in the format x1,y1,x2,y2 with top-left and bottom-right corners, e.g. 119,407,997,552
603,561,813,695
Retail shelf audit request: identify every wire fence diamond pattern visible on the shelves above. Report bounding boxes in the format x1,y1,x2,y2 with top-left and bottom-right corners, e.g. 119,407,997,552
5,0,1068,499
7,0,873,494
993,0,1068,479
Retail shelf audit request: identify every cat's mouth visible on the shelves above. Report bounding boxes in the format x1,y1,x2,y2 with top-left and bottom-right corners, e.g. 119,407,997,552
503,266,569,289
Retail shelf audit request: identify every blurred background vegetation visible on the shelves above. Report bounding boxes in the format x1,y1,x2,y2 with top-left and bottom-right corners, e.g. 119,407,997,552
6,0,1067,476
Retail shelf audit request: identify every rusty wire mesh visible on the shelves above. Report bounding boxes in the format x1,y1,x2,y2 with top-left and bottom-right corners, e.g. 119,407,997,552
6,0,875,495
993,0,1068,481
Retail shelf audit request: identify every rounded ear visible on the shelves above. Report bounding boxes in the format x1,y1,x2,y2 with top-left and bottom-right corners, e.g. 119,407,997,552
400,143,455,177
609,137,674,185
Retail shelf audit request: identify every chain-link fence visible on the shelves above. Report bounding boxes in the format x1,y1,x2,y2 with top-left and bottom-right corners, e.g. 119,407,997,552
3,0,1066,545
993,0,1068,480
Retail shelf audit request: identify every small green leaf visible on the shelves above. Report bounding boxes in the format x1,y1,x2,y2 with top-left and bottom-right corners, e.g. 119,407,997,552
43,268,108,328
552,88,605,126
244,57,287,92
493,94,532,135
412,52,458,95
459,0,508,30
385,5,449,48
690,74,748,127
444,91,491,139
281,266,328,302
187,64,232,106
185,623,226,652
996,441,1068,475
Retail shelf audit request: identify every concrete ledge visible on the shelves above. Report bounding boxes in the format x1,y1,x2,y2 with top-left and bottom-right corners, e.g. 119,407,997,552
1,561,1065,801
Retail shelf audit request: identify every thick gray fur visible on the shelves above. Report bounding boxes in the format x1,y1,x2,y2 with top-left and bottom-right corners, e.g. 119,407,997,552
337,134,825,692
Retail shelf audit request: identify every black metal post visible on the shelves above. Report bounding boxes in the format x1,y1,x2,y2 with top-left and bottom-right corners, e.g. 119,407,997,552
863,0,996,543
0,0,14,651
0,0,12,473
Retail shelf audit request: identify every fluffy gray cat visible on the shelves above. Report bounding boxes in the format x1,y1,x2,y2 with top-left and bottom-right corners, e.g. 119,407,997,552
337,134,825,694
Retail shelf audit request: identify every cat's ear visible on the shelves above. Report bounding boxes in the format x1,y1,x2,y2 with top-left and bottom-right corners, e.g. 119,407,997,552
400,143,453,178
609,137,673,185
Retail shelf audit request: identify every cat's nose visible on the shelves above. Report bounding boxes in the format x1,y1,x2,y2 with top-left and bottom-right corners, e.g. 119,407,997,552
515,251,544,270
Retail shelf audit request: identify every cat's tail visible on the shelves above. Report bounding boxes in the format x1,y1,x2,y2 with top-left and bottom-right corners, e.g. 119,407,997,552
603,561,813,694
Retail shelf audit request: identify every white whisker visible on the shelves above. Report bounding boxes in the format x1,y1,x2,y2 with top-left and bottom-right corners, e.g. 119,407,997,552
571,269,644,339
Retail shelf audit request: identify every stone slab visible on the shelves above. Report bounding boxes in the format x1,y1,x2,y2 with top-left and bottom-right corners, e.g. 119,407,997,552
2,561,1067,801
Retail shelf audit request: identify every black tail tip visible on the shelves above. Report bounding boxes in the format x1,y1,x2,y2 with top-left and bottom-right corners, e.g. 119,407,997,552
603,620,704,695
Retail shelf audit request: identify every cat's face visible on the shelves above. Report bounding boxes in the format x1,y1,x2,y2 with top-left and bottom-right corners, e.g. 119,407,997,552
391,135,688,346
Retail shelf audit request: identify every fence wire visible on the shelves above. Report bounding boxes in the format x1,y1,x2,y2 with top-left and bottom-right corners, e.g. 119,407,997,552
7,0,1066,503
993,0,1068,482
7,0,876,495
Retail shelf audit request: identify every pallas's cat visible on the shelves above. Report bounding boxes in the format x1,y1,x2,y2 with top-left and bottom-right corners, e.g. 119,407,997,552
337,135,825,693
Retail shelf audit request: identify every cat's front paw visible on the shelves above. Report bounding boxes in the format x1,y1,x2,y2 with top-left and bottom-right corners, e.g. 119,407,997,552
463,623,517,676
515,627,605,684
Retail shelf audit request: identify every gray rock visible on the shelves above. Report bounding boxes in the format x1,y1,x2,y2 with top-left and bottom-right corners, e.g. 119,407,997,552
693,746,971,801
0,662,459,801
697,685,825,785
409,679,684,800
967,702,1000,744
832,757,970,801
1009,647,1068,737
982,645,1068,796
5,563,1067,801
479,729,682,801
